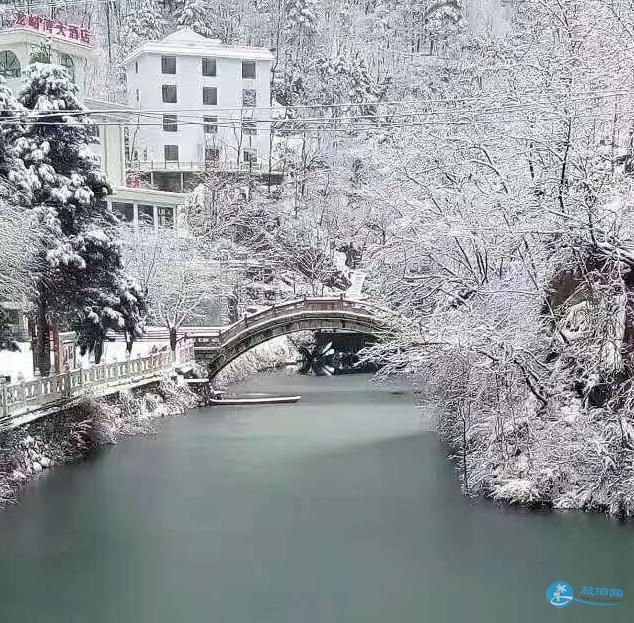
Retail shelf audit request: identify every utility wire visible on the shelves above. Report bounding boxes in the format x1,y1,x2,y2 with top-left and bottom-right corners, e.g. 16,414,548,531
0,95,630,130
1,87,633,121
0,110,626,131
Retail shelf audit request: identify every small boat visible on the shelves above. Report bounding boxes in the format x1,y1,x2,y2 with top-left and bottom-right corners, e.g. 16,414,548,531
209,394,302,406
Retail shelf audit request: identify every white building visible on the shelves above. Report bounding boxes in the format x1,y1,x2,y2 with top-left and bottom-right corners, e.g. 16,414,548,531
0,15,186,231
0,12,93,96
123,28,275,192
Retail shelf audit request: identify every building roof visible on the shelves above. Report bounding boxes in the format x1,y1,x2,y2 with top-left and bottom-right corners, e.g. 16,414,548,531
85,97,133,121
122,28,275,66
111,186,186,206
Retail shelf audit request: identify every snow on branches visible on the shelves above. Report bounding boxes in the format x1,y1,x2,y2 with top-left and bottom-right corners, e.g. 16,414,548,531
0,63,146,366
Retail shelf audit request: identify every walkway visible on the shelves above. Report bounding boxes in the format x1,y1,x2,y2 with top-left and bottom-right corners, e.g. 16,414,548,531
0,342,195,430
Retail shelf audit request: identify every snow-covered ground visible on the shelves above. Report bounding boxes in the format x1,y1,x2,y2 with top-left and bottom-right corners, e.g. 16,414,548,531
0,342,34,382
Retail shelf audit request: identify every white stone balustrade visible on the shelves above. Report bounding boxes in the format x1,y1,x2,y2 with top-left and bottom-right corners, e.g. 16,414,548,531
0,341,195,427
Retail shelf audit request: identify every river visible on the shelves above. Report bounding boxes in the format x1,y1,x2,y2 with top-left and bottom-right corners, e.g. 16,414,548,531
0,373,631,622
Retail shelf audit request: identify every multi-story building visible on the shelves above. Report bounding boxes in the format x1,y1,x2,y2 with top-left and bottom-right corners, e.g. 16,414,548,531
123,28,275,192
0,14,185,231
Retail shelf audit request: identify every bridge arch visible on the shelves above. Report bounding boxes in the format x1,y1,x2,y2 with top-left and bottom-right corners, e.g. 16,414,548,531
190,297,389,378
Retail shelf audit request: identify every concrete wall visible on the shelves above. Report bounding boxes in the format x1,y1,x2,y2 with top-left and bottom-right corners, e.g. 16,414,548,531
88,121,126,187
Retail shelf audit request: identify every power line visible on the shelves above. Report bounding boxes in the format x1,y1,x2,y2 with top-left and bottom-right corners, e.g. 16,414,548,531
1,87,632,121
3,90,632,125
0,91,629,132
0,110,625,132
71,87,634,117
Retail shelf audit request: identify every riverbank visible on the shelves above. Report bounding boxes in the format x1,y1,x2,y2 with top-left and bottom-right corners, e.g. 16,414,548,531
437,390,634,517
0,377,196,508
0,337,299,509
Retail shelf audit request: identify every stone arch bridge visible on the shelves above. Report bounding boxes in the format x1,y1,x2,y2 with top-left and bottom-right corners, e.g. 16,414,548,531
180,297,390,378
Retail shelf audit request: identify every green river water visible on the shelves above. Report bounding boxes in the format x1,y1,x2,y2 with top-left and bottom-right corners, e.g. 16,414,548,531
0,373,631,622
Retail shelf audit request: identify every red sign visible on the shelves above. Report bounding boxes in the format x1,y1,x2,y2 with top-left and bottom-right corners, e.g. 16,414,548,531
126,175,140,188
13,12,93,45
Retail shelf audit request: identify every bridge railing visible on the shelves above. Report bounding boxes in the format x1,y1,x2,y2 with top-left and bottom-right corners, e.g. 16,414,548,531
112,298,387,350
196,296,380,348
0,340,195,426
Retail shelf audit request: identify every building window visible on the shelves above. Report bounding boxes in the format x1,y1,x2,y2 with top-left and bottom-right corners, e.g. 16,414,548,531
161,56,176,74
112,202,134,222
242,120,257,136
135,88,139,102
242,61,256,79
164,144,179,161
203,115,218,134
203,86,217,105
205,147,220,161
59,53,75,80
158,206,174,228
0,51,20,78
242,89,256,107
163,114,178,132
202,57,217,77
135,61,138,73
29,44,51,64
243,148,257,164
162,85,177,103
138,204,154,226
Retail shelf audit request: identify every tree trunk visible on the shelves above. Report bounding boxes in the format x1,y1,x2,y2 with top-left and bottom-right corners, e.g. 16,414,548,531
94,339,104,365
125,336,133,356
35,297,51,376
169,326,177,353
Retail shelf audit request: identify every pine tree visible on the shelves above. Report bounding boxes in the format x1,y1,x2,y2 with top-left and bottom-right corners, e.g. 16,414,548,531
15,64,145,372
0,78,32,200
0,78,40,353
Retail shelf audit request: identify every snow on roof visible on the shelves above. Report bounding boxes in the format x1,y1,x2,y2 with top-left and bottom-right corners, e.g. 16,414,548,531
162,28,220,45
122,28,275,65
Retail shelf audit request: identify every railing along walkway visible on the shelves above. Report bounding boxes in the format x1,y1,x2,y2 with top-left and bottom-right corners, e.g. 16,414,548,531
0,341,195,429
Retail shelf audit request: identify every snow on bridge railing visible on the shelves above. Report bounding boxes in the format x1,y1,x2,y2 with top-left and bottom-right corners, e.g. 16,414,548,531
190,296,385,347
0,340,196,427
109,298,389,348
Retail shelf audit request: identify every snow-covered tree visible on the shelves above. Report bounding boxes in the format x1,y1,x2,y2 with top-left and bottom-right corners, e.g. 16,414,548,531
122,227,233,351
0,195,40,308
15,64,145,372
0,78,33,201
284,0,318,38
117,0,165,56
176,0,214,36
0,79,40,351
347,0,634,515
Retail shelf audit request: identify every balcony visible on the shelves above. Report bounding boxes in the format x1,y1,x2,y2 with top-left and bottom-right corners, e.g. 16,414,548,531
126,160,268,173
